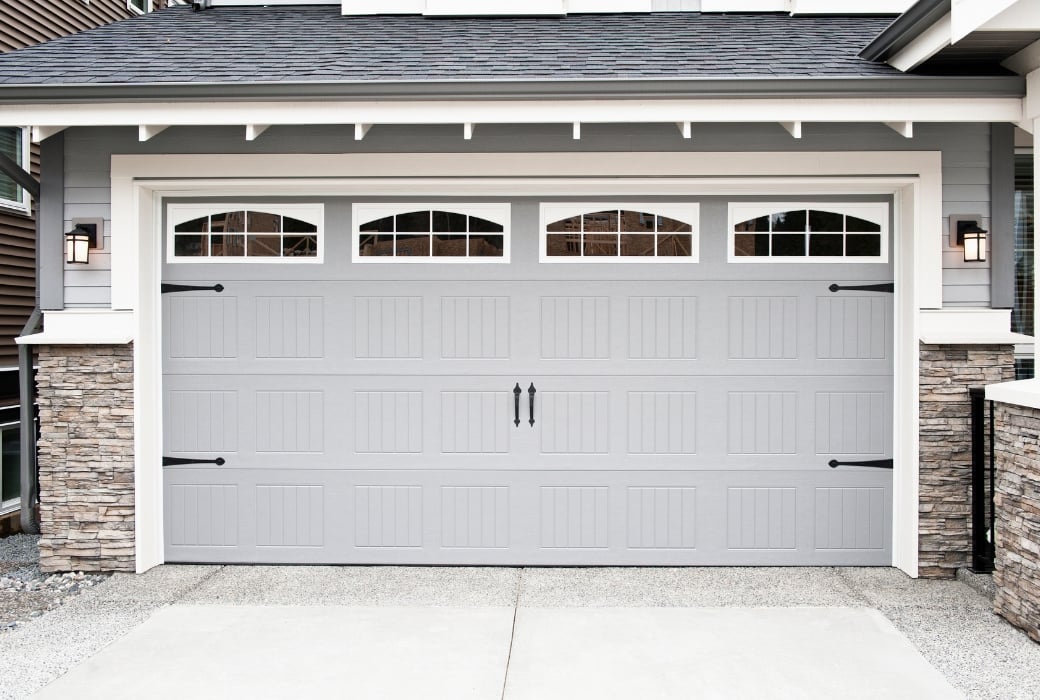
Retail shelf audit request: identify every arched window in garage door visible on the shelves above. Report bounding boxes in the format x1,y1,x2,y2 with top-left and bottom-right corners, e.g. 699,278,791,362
352,203,510,262
729,203,888,262
539,203,699,262
168,203,324,262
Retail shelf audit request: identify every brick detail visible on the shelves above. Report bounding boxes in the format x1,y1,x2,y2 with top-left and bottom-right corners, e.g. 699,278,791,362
918,343,1014,579
36,344,134,573
993,403,1040,642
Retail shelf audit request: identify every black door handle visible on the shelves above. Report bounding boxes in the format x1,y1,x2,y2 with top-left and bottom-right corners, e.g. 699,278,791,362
513,383,521,427
528,383,536,427
162,456,226,466
161,283,225,294
828,458,893,470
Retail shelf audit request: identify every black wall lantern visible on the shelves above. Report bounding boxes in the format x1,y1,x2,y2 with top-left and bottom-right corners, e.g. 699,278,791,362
64,224,96,265
951,217,987,263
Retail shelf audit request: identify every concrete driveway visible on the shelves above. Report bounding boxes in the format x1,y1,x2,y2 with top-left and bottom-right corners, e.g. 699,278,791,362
3,566,1039,699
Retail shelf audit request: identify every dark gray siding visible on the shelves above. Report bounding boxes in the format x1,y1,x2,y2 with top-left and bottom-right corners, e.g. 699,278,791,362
61,121,992,308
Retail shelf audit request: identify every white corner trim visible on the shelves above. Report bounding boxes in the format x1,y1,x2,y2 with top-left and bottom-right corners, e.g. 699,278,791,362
16,310,135,345
987,378,1040,410
890,13,952,72
919,308,1031,345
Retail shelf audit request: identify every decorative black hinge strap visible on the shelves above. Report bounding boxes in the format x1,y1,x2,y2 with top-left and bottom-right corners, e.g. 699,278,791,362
162,456,226,467
528,383,536,427
828,459,893,470
828,283,894,294
161,283,225,294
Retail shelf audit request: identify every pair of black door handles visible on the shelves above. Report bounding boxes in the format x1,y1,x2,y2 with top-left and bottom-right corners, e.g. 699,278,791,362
513,383,536,427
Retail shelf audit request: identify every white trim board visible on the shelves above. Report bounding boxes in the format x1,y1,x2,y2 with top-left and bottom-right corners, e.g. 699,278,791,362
101,150,944,576
0,97,1022,132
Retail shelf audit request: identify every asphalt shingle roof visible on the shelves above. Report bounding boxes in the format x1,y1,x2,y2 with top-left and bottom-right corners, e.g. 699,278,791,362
0,5,902,86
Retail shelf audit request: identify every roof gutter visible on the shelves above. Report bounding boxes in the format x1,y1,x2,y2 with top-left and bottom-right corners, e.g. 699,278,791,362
0,74,1024,104
859,0,951,63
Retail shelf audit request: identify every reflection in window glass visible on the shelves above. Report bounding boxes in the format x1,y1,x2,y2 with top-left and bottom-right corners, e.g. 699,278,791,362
809,234,843,257
657,233,692,257
809,210,843,231
395,233,431,256
210,235,245,257
584,234,618,256
544,208,696,259
172,209,320,259
357,210,506,258
174,235,206,257
469,235,504,257
174,216,209,233
732,207,883,259
0,127,25,206
247,235,281,257
619,234,655,256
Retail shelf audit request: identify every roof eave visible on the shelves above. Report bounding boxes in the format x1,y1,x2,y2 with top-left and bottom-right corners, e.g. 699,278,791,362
859,0,952,63
0,74,1024,103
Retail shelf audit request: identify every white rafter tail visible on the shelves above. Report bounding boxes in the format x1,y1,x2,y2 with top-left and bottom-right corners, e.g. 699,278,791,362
138,125,169,142
676,121,692,139
31,125,66,143
572,122,581,140
780,121,802,139
463,122,474,140
245,124,270,141
884,121,914,138
354,123,372,141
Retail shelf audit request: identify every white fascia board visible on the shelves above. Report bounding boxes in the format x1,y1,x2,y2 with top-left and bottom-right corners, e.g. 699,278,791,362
987,378,1040,410
1026,69,1040,123
889,13,952,72
700,0,785,10
3,96,1023,129
790,0,913,14
567,0,652,11
951,0,1019,43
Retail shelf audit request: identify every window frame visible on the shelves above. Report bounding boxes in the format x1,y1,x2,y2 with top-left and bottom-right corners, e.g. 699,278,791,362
539,202,700,263
727,202,889,264
0,126,31,215
0,420,19,515
127,0,149,15
351,203,511,264
166,203,324,264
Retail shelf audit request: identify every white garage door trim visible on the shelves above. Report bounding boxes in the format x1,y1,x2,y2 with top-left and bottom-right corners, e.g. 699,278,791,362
105,150,938,575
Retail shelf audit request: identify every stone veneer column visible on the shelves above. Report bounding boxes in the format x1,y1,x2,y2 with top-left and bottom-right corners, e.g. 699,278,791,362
993,402,1040,642
36,344,134,572
918,343,1014,579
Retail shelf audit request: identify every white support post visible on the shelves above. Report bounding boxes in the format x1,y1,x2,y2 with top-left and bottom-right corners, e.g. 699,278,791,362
676,121,692,139
572,122,581,140
30,125,66,143
884,121,914,138
245,124,270,141
463,122,474,140
138,125,169,142
354,123,372,141
780,121,802,139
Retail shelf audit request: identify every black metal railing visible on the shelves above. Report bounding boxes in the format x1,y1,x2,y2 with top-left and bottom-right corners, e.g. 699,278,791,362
969,387,996,573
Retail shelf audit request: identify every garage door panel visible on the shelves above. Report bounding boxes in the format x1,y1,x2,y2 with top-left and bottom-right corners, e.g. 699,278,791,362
163,198,893,566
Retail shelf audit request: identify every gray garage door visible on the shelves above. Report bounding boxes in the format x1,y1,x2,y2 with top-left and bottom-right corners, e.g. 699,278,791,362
162,199,893,565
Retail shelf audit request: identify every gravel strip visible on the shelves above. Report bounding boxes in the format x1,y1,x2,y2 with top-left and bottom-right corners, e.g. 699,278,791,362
0,534,108,633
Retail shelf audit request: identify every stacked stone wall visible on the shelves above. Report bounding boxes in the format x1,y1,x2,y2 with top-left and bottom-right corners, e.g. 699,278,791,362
36,344,134,572
918,343,1014,579
993,403,1040,642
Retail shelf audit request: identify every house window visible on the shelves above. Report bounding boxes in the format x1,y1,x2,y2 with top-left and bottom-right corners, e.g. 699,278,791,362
353,204,510,263
0,422,20,514
540,203,699,262
168,204,323,263
1014,151,1034,380
0,127,30,213
127,0,149,14
729,203,888,262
